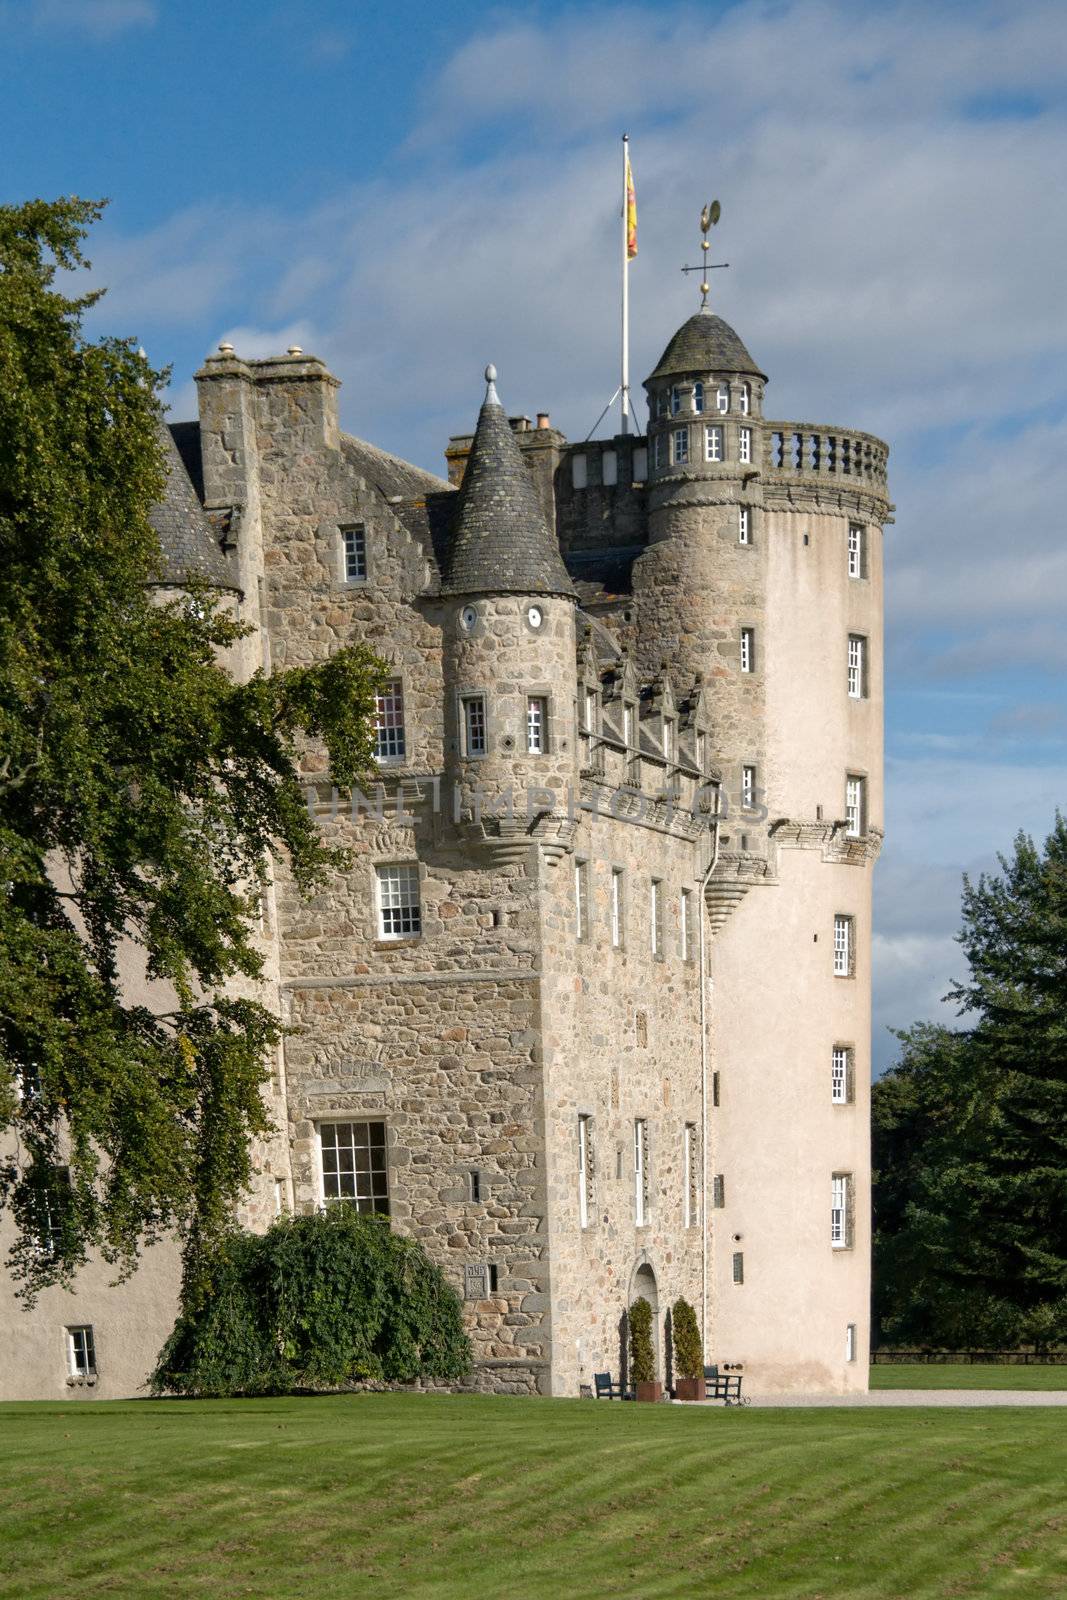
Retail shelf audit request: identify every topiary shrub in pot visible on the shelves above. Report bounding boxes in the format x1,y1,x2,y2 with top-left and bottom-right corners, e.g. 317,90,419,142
629,1295,661,1401
671,1296,704,1401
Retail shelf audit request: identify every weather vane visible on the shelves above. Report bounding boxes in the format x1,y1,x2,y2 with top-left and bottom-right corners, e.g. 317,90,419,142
681,200,729,309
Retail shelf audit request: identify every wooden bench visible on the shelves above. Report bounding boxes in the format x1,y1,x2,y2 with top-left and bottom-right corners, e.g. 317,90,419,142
704,1364,747,1405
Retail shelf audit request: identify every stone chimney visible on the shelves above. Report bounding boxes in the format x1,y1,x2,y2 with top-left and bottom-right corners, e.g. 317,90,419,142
251,347,340,453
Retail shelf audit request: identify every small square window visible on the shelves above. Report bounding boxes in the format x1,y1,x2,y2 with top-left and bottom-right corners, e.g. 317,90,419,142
341,525,367,583
377,863,421,940
319,1120,389,1213
66,1325,96,1379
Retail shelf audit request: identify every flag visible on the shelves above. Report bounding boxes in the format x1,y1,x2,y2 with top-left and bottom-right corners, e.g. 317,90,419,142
625,151,637,260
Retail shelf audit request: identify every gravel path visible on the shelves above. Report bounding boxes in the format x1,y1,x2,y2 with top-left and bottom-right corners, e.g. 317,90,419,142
739,1388,1067,1407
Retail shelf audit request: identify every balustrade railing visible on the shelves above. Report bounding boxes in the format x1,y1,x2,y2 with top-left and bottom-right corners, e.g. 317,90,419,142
764,421,888,492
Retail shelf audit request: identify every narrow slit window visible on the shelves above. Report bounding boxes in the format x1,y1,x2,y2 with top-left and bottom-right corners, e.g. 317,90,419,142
578,1114,594,1229
739,505,751,545
732,1251,744,1285
741,764,757,809
739,382,751,416
833,914,854,977
611,867,624,949
831,1173,852,1248
341,524,367,583
462,694,488,756
527,696,547,755
847,635,867,699
832,1046,853,1104
684,1123,699,1228
634,1118,649,1225
680,887,693,962
740,627,755,674
574,858,589,941
651,878,664,959
374,679,406,762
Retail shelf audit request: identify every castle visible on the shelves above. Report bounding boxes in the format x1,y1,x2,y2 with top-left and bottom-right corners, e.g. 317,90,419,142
1,297,889,1400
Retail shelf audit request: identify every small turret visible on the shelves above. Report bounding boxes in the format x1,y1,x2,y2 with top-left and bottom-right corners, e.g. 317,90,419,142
441,368,578,837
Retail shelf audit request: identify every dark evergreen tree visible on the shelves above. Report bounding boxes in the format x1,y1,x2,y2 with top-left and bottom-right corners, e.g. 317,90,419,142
0,198,384,1297
873,817,1067,1348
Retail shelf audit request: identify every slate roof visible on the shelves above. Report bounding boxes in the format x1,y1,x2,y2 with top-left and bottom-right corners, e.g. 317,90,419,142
647,309,766,383
440,383,576,599
340,434,453,502
150,425,237,590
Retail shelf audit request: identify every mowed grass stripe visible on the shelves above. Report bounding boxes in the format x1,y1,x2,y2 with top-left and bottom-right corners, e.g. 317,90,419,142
871,1363,1067,1391
1,1396,1066,1600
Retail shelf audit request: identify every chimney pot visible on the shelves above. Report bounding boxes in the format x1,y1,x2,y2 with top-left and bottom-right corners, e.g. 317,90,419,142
537,412,550,429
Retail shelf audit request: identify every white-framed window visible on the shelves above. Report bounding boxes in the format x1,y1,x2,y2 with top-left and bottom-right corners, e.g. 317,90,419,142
845,775,866,838
461,693,487,756
319,1120,389,1213
684,1122,698,1228
692,381,705,413
611,867,624,949
680,887,693,962
732,1251,744,1285
527,696,547,755
341,524,367,583
716,383,730,414
848,522,865,579
578,1113,593,1229
662,717,674,764
32,1164,71,1257
738,426,752,465
584,685,599,735
832,1046,854,1104
574,858,589,941
602,449,618,487
66,1325,96,1379
650,878,664,959
652,431,666,470
740,627,755,674
571,453,588,489
741,764,756,809
695,729,707,772
847,635,867,700
623,702,639,784
705,424,724,462
672,427,689,465
831,1173,852,1248
376,863,421,940
739,505,751,545
634,1118,649,1225
739,382,751,416
374,678,405,762
833,914,854,977
846,1323,857,1362
670,385,682,416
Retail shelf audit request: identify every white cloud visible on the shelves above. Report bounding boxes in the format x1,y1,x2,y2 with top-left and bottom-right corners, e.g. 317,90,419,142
13,0,156,37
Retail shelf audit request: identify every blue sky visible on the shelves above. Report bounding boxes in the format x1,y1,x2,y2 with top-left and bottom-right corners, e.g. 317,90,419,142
3,0,1065,1070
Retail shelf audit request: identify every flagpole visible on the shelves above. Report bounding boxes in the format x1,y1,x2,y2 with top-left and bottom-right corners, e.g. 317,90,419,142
621,133,630,435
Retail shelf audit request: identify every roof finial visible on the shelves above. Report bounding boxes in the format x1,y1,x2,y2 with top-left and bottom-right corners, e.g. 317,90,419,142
484,363,499,405
681,200,728,311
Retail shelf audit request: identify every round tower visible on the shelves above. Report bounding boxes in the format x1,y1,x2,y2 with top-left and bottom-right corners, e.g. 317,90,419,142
440,366,578,834
633,308,769,835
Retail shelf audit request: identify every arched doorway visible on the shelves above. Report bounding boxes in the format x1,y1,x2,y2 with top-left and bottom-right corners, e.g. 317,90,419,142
628,1259,660,1383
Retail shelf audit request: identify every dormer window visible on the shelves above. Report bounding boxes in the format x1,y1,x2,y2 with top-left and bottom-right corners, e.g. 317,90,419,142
716,384,730,414
692,381,705,413
739,382,751,415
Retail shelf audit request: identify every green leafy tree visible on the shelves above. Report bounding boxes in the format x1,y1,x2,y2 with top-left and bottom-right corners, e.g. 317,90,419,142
628,1295,656,1385
151,1209,471,1396
0,197,384,1298
873,817,1067,1348
670,1296,703,1380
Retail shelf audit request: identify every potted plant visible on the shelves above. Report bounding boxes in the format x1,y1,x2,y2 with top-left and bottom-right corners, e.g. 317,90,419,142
629,1296,661,1401
671,1297,704,1401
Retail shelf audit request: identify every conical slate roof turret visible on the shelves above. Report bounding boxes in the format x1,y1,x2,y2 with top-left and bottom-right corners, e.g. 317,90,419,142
648,309,766,383
441,366,576,599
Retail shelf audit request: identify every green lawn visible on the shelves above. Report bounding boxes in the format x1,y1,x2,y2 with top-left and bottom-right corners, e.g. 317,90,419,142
871,1363,1067,1391
1,1395,1066,1599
